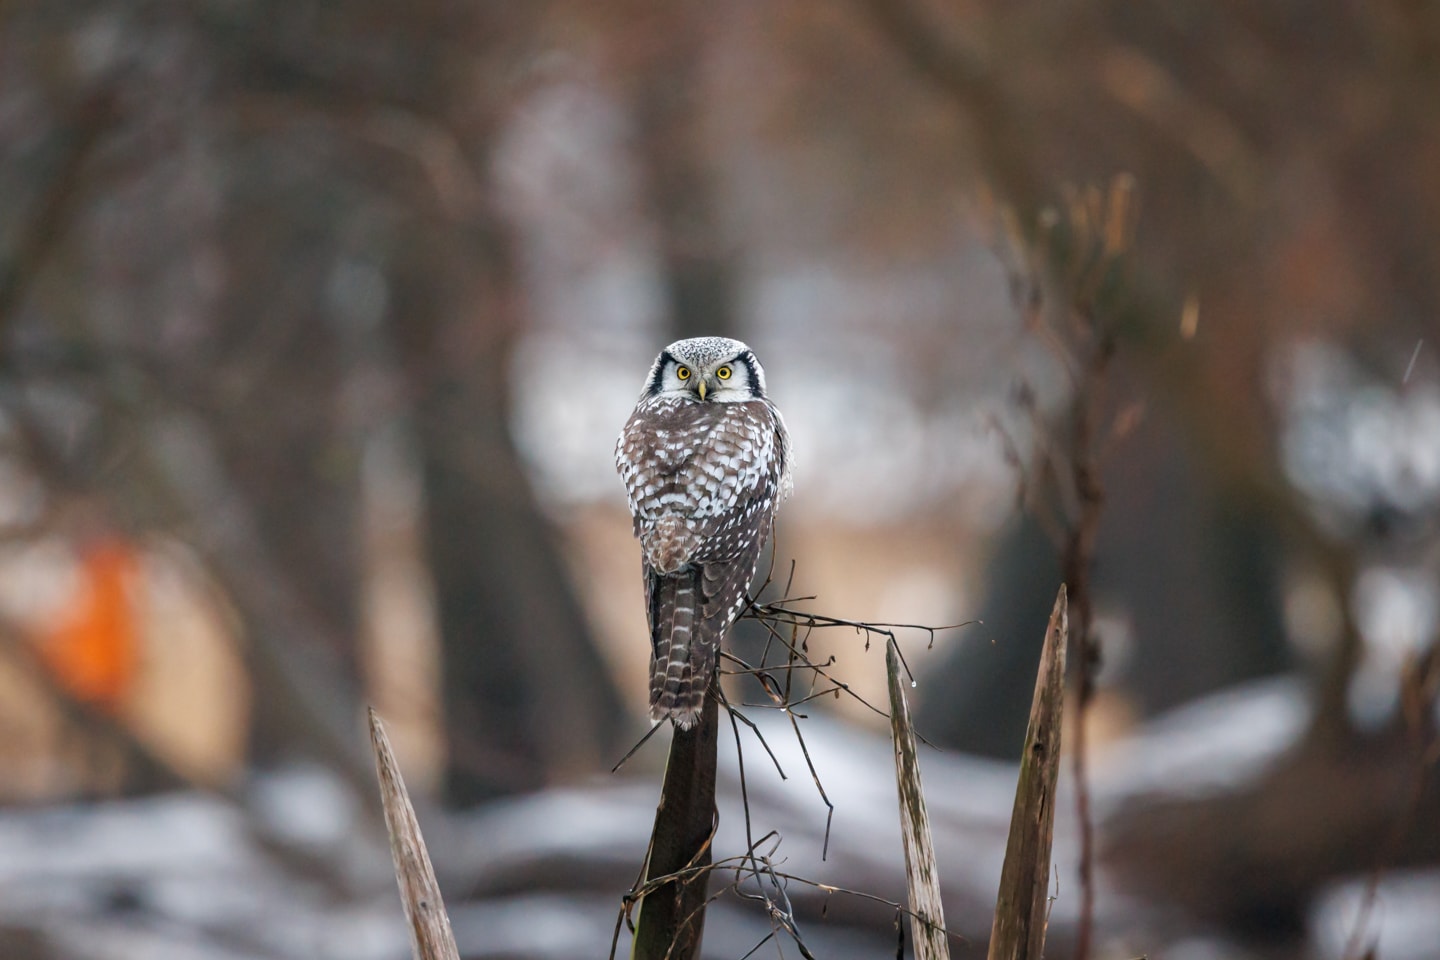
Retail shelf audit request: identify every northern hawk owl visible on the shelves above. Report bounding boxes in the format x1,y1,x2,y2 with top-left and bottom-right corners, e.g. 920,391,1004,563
616,337,792,729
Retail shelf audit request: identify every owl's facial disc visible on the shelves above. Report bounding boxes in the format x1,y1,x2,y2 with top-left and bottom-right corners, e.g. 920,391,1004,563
643,337,768,402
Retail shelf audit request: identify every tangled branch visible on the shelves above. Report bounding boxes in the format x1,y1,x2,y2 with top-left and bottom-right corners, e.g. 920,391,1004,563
613,565,975,959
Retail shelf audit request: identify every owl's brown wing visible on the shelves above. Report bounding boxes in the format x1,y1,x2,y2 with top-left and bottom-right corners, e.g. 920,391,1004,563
696,496,774,621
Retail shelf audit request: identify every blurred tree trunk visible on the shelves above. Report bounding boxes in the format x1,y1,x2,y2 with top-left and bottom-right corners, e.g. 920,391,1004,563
181,0,632,799
631,5,739,343
389,215,626,805
208,192,366,767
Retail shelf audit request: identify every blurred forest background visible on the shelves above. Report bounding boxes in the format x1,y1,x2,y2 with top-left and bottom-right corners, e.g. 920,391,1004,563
1,1,1438,958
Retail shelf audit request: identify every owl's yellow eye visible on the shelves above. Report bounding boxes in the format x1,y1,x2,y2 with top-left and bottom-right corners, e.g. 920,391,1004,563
715,365,732,380
675,366,691,380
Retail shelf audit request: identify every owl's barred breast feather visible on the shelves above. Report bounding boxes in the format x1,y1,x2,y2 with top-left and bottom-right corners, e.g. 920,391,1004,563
617,390,789,728
619,399,781,565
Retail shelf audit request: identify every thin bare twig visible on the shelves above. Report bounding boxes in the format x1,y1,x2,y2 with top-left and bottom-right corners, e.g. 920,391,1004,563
612,719,667,774
720,694,788,781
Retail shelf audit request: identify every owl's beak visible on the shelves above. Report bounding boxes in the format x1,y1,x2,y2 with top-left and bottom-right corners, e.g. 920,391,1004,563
696,379,708,401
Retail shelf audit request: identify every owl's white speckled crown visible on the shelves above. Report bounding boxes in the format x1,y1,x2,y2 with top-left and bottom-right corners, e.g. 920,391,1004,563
664,336,750,368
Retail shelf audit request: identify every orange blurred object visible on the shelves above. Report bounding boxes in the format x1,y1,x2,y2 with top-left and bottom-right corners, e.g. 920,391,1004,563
38,538,140,712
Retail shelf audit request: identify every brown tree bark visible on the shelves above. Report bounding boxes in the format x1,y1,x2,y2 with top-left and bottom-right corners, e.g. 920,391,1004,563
389,217,626,804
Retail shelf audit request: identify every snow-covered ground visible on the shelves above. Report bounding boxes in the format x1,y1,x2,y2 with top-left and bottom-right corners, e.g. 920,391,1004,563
0,678,1433,960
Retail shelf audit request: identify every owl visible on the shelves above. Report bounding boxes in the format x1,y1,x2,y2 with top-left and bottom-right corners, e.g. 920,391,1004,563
616,337,793,729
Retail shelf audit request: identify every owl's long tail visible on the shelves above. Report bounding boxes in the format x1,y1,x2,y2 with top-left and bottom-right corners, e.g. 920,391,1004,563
648,570,712,730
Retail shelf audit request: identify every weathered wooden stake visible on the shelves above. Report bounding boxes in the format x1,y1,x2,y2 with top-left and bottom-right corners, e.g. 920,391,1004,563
632,687,720,960
369,707,460,960
887,638,951,959
988,585,1069,960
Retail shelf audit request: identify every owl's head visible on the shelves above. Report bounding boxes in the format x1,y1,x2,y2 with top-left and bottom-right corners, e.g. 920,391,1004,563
643,336,768,403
